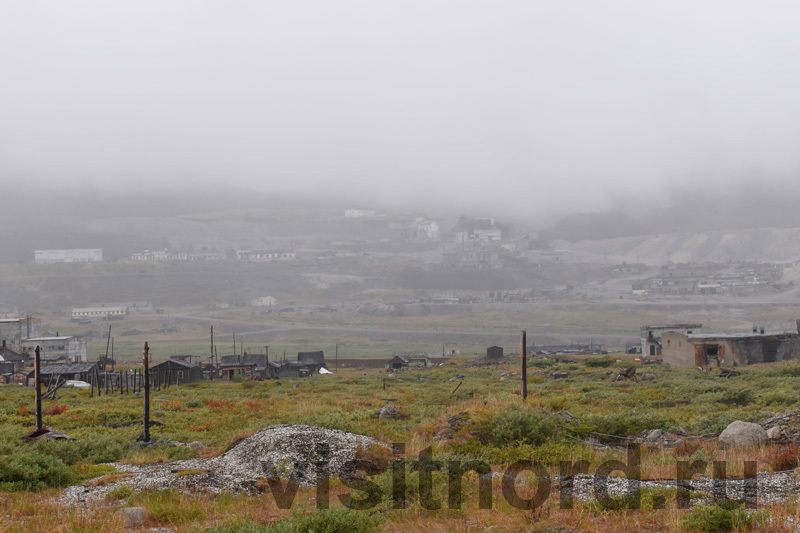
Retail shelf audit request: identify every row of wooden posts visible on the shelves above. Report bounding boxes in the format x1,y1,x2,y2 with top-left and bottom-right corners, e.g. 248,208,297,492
87,366,186,397
33,331,530,440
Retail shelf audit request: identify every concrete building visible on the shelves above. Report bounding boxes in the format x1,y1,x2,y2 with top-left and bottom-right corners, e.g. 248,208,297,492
20,336,88,363
88,301,151,312
0,317,41,352
641,324,703,357
237,249,296,261
662,323,800,368
35,248,102,264
250,296,278,307
71,306,128,321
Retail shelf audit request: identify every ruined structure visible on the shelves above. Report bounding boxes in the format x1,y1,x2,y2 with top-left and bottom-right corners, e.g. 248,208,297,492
662,321,800,368
641,324,703,356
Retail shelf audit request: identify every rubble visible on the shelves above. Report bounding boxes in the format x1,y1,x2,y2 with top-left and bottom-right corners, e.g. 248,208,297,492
60,424,388,506
763,408,800,442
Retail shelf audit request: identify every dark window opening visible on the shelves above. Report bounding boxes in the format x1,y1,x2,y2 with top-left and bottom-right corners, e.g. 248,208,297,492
706,345,719,356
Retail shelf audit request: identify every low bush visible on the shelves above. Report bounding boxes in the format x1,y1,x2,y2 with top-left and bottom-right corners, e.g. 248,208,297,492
205,507,384,533
769,442,800,471
682,499,766,532
0,447,76,491
488,408,560,446
584,356,615,368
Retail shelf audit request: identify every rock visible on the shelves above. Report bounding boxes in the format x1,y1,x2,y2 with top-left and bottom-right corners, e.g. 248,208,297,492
550,371,569,379
446,414,468,430
188,441,204,452
433,427,455,441
387,373,396,378
644,429,667,443
767,426,783,440
557,411,581,425
119,507,149,528
718,420,768,449
639,372,657,381
499,377,506,382
378,405,400,420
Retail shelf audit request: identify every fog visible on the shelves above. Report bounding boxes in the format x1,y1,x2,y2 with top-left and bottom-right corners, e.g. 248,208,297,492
3,1,800,221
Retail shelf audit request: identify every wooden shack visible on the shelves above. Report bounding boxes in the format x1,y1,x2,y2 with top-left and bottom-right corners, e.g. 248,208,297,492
151,358,203,385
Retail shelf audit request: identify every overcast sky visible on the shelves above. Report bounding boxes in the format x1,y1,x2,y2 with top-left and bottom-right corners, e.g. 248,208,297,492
2,2,800,219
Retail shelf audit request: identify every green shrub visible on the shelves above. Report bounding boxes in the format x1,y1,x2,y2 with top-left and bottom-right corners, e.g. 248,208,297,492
205,507,384,533
107,484,133,501
488,408,559,446
682,499,766,532
241,380,257,390
0,448,76,491
584,356,615,368
184,398,204,409
231,375,246,383
529,358,554,368
33,433,127,465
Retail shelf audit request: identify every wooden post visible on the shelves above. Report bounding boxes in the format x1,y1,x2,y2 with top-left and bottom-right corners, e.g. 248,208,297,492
143,342,150,442
34,346,42,430
521,330,527,400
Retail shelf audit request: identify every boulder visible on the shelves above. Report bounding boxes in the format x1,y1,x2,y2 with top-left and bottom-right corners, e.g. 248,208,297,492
767,426,783,440
644,429,667,444
378,405,400,420
639,373,657,381
119,507,149,528
718,420,768,449
188,441,205,452
550,371,569,379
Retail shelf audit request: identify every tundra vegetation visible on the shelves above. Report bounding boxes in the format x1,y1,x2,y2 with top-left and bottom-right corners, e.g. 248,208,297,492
1,356,800,531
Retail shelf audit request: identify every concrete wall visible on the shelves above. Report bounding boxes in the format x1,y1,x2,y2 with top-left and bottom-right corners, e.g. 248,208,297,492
0,318,41,351
662,331,800,368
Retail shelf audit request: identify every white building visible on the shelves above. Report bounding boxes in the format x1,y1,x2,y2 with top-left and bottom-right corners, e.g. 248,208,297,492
251,296,278,307
71,306,128,321
35,249,103,264
237,250,296,261
345,209,383,219
416,220,440,240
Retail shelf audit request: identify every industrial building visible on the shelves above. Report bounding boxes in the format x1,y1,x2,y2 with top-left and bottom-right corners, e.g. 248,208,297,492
662,322,800,368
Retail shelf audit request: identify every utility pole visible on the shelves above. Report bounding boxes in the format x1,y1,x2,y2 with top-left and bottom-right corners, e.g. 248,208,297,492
265,346,269,365
521,330,527,401
232,332,236,361
210,326,214,365
142,342,150,442
335,343,338,373
34,345,42,431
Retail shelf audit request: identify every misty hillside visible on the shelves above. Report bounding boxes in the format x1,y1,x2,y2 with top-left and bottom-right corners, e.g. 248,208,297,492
541,211,650,241
559,227,800,265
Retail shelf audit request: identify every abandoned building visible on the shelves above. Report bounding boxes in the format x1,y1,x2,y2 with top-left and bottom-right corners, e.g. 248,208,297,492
267,360,323,378
20,335,88,363
219,353,268,380
662,322,800,368
298,351,326,365
386,354,433,369
26,362,99,386
0,317,41,352
641,324,703,356
0,361,26,384
151,359,203,385
487,346,504,359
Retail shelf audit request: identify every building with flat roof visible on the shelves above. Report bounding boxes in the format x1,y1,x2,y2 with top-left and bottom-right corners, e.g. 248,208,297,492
72,307,128,321
35,249,102,263
662,322,800,368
